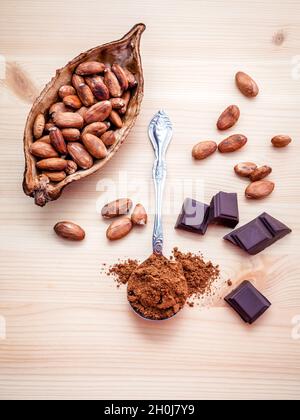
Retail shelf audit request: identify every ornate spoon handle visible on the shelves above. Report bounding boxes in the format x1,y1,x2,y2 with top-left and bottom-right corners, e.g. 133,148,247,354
148,110,173,255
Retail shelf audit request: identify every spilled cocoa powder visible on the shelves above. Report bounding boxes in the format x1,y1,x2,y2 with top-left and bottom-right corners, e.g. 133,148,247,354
109,259,139,287
107,248,220,319
172,247,220,302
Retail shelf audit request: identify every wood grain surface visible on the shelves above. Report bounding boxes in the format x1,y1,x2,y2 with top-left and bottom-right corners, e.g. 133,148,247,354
0,0,300,400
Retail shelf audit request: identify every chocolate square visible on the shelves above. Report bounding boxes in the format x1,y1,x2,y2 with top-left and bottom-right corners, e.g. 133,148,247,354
175,198,210,235
224,213,291,255
209,191,239,228
225,281,271,324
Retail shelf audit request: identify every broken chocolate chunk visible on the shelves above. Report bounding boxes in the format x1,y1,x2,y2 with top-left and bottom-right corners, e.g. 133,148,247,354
224,212,291,255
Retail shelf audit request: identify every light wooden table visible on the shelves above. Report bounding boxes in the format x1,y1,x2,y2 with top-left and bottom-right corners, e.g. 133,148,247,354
0,0,300,400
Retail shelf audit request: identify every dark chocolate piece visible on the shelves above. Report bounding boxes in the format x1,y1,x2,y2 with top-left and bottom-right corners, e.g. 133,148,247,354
175,198,210,235
224,212,291,255
225,280,271,324
209,191,239,228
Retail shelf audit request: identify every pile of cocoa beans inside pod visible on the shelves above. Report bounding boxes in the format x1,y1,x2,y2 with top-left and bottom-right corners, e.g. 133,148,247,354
30,61,137,182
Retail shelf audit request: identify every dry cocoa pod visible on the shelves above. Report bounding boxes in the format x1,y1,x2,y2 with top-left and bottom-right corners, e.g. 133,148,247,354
131,204,147,225
84,100,112,124
101,130,116,146
49,102,69,116
54,221,85,241
119,90,131,115
123,68,137,88
67,142,93,170
53,112,84,129
234,162,257,177
104,68,122,97
63,95,82,110
82,133,108,159
33,113,45,139
85,76,110,101
249,165,272,182
65,160,78,175
23,24,145,206
36,158,68,171
38,135,51,144
72,74,85,90
49,127,67,155
76,106,88,119
43,171,66,182
271,135,292,148
58,85,76,99
192,141,217,160
30,141,58,159
75,61,105,76
101,198,133,219
76,83,95,107
82,122,110,137
218,134,247,153
110,98,126,109
106,217,133,241
61,128,81,142
235,71,259,98
112,63,129,91
217,105,240,130
245,180,275,199
109,110,123,128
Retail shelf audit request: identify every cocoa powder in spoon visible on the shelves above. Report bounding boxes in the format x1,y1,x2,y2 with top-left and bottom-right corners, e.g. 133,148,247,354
127,254,188,320
107,248,220,316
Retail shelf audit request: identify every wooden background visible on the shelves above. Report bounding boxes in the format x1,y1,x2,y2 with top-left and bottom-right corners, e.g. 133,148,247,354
0,0,300,400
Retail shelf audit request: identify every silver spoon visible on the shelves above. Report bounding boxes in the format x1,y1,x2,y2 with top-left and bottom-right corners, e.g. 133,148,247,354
127,110,187,320
149,109,173,255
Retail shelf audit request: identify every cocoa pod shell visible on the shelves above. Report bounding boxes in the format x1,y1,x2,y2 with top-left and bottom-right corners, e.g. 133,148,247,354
23,24,145,206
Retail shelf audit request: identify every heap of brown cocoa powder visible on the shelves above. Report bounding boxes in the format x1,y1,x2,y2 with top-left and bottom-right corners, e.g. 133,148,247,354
107,248,220,316
127,254,188,320
172,247,220,304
